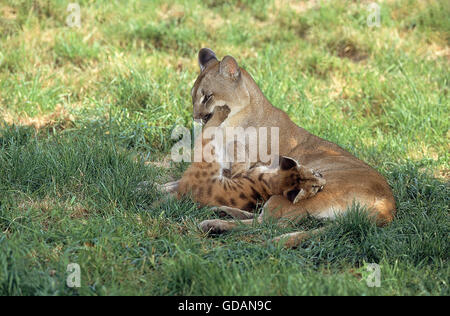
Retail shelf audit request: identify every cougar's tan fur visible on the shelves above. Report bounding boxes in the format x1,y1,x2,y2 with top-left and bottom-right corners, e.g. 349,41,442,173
183,48,395,247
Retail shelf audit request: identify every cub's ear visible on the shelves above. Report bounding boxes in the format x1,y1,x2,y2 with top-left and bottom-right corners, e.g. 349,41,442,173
219,56,240,80
280,156,298,170
286,188,307,204
198,48,218,72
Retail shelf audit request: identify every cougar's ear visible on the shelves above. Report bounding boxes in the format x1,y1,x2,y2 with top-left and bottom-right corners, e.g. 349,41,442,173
198,48,218,72
219,56,240,80
280,156,298,171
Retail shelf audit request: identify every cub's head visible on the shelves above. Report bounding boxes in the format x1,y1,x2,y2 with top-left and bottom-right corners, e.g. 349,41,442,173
191,48,250,124
274,156,327,203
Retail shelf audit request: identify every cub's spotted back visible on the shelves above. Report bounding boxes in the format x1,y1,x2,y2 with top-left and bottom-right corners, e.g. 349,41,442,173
178,156,326,211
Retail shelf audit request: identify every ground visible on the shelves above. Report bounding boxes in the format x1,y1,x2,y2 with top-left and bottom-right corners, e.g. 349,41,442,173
0,0,448,295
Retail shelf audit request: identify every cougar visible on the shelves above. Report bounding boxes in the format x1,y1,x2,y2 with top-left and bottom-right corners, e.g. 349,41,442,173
165,48,395,248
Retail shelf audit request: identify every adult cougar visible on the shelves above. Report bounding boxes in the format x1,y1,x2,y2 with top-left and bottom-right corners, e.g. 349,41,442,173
168,48,396,248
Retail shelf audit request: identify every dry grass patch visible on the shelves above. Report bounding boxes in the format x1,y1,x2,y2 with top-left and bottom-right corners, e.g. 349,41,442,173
2,105,75,131
1,5,17,20
273,0,320,14
16,196,90,220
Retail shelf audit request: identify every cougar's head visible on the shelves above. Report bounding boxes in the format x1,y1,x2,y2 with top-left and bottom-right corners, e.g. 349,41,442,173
191,48,250,124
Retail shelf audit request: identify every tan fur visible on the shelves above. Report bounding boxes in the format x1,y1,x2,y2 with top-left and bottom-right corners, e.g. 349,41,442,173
173,49,396,247
177,105,326,212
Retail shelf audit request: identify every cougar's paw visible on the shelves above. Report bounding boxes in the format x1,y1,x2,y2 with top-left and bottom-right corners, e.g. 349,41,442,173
199,219,232,234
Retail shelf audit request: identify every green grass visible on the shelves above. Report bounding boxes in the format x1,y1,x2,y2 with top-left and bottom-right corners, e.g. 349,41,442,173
0,0,448,295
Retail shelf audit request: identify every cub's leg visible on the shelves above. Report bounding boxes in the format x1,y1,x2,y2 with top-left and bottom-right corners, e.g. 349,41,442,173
211,206,255,219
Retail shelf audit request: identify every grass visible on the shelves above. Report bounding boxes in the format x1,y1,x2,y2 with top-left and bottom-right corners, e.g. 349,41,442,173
0,0,448,295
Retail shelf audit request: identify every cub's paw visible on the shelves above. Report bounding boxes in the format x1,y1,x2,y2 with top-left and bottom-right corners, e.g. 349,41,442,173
199,219,233,234
212,105,231,122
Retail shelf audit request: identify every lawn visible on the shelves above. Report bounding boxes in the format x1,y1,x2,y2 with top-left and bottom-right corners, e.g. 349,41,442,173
0,0,448,295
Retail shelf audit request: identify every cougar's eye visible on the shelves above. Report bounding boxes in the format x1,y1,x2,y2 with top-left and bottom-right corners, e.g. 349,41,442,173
202,93,213,104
